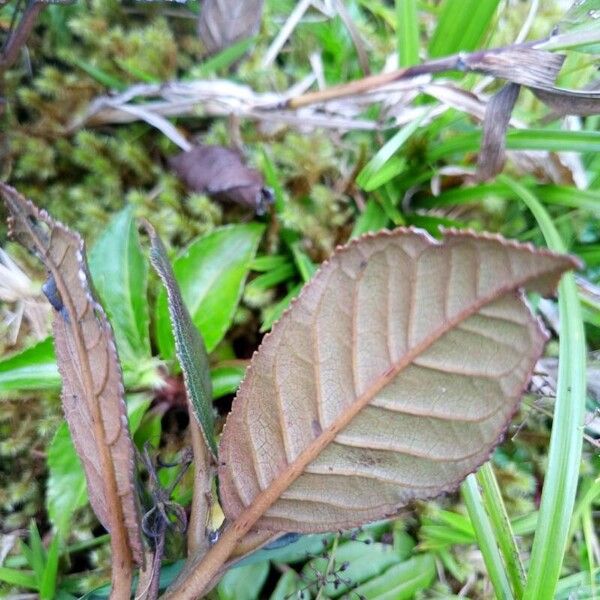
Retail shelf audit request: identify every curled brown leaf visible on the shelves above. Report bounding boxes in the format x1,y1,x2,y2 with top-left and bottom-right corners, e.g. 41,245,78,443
1,184,143,596
169,145,273,215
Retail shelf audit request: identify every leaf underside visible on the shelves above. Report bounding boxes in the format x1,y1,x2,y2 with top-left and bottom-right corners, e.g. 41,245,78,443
1,184,143,565
219,228,578,533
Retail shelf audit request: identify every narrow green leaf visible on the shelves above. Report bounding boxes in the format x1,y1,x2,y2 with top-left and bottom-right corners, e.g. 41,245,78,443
396,0,419,67
194,36,256,77
302,540,402,597
211,366,245,400
156,224,264,358
0,337,60,393
251,255,290,272
269,570,302,600
501,176,586,600
351,198,389,238
245,263,296,294
290,243,316,283
462,475,515,600
0,567,39,589
357,111,428,191
353,554,436,599
89,206,151,367
476,463,525,598
429,0,500,58
39,535,60,600
147,224,217,457
26,521,46,583
217,561,269,600
260,149,286,214
428,129,600,161
419,182,600,211
260,283,302,333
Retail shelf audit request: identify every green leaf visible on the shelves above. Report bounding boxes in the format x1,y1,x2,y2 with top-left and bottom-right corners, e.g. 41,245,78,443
429,0,500,58
260,283,302,333
351,198,389,238
88,206,151,367
39,536,60,600
217,561,269,600
352,554,436,599
0,337,60,393
237,533,333,568
503,177,587,600
302,540,403,597
462,474,514,600
211,366,245,400
147,225,217,457
46,395,152,533
269,570,303,600
428,129,600,161
0,567,39,590
156,223,264,358
194,36,256,77
396,0,419,67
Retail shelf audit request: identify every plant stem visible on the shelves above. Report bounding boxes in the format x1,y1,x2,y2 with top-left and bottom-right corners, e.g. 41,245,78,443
500,176,586,600
462,474,515,600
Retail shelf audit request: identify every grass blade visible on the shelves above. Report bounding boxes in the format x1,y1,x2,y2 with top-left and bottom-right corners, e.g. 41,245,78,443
500,176,586,600
396,0,419,67
462,474,515,600
428,0,500,58
476,463,526,598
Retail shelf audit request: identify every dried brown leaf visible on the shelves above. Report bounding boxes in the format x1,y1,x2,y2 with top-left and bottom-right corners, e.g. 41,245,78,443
463,47,565,88
477,83,521,181
218,228,578,533
169,145,273,215
198,0,264,55
0,185,143,583
531,83,600,117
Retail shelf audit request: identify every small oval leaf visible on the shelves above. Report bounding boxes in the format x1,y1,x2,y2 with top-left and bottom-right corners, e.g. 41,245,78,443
219,228,579,533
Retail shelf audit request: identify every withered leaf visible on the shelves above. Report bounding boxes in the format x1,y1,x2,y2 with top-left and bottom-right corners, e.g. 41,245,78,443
477,82,521,181
169,145,273,215
530,84,600,117
198,0,264,55
218,228,578,533
1,184,143,569
463,46,565,89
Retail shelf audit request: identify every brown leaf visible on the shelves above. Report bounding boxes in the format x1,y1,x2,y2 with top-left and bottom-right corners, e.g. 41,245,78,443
1,185,144,575
531,83,600,117
463,46,565,89
198,0,264,55
477,83,521,181
169,145,273,215
218,228,578,533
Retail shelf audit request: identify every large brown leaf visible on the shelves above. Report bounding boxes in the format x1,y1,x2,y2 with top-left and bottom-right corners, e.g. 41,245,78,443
1,185,143,569
218,228,578,533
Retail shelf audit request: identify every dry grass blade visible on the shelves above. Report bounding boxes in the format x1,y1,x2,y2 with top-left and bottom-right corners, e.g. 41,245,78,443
478,82,521,181
462,46,565,89
165,228,579,600
531,84,600,117
0,184,143,596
